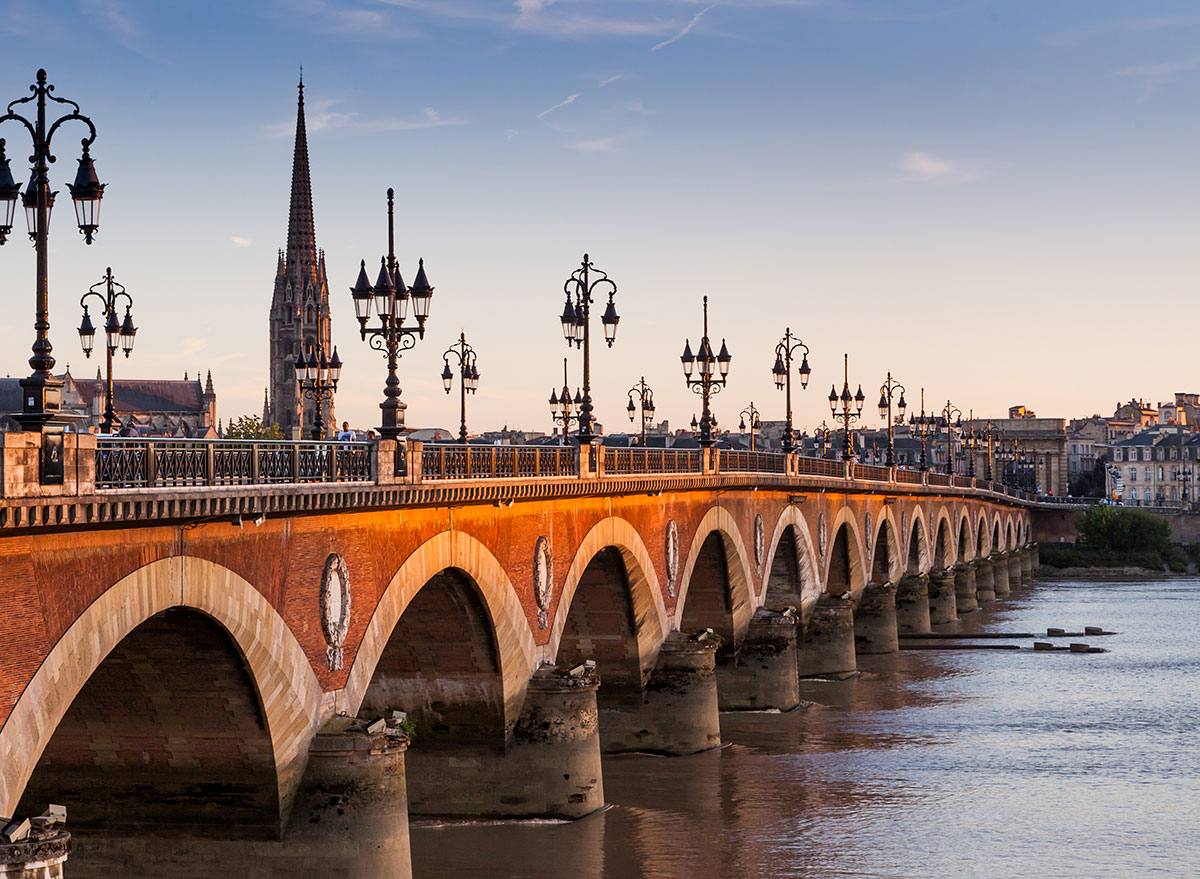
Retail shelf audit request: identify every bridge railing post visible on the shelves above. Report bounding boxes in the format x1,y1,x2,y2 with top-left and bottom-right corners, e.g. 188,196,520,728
374,438,395,485
409,439,424,483
595,441,606,478
205,442,216,487
251,443,261,484
577,442,593,479
702,447,716,476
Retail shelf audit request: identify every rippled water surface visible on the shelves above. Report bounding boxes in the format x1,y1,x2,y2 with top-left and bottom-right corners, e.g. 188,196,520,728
411,579,1200,878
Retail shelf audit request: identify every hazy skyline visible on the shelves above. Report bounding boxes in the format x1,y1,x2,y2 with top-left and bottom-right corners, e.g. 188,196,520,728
2,1,1198,435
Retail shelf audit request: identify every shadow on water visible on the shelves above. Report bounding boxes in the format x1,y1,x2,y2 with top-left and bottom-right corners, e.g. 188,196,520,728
412,579,1200,879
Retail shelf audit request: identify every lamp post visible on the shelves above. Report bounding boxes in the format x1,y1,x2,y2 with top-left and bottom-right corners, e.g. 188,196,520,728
0,69,107,433
680,297,730,447
558,254,619,443
940,400,963,475
739,402,761,451
876,372,907,467
827,353,864,461
77,267,136,434
626,377,655,446
549,358,582,445
349,188,433,438
771,328,811,453
962,411,978,478
978,421,1001,481
294,301,340,440
441,331,479,444
909,388,936,472
813,421,834,459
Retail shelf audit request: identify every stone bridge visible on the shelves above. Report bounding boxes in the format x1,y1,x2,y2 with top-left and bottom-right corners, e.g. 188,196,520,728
0,432,1048,877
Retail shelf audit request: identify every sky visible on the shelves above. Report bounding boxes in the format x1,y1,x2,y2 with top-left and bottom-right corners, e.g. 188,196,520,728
1,0,1198,436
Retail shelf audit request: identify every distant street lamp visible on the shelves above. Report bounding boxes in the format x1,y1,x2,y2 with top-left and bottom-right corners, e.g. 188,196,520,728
739,402,762,451
441,331,479,444
876,371,907,467
978,420,1001,481
1,69,107,432
549,358,582,445
828,353,864,461
909,388,936,472
771,328,811,453
558,254,619,442
813,421,834,459
626,376,655,446
680,296,730,448
962,410,978,477
940,400,963,476
350,188,433,438
294,301,340,440
77,267,136,434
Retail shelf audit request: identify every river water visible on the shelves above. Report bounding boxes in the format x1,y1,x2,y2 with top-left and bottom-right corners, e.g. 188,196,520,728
411,578,1200,879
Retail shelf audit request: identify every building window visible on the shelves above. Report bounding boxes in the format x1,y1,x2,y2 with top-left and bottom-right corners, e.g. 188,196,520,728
1129,468,1136,482
1145,467,1151,481
1158,466,1164,481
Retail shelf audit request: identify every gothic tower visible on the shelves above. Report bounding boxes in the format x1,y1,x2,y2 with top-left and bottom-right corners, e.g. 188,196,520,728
268,76,333,439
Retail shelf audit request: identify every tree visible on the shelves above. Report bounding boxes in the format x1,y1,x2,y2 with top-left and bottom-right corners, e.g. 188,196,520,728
1077,505,1170,554
224,415,283,440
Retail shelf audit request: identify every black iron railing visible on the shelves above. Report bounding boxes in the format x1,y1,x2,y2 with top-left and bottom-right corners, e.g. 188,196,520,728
603,447,703,475
421,444,578,480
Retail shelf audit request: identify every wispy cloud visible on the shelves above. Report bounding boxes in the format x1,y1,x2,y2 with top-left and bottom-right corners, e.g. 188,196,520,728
1117,55,1200,100
599,74,625,87
231,236,253,248
567,132,636,153
538,92,582,118
650,4,714,52
897,151,977,184
265,101,461,137
83,0,139,42
505,129,520,139
617,99,657,116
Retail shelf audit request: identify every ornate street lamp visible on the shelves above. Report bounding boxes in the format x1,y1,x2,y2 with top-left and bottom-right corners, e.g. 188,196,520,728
293,302,340,440
978,420,1001,481
771,327,811,453
739,402,761,451
961,410,978,477
549,358,582,445
441,331,479,444
78,267,136,434
680,296,730,448
876,371,907,467
558,254,619,442
1,69,107,433
350,188,433,438
940,400,963,476
813,421,834,459
828,353,864,461
626,376,655,446
909,388,936,472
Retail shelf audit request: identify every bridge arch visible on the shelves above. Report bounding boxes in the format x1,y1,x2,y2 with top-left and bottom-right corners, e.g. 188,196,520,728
1005,517,1015,551
906,503,931,572
932,506,956,569
676,506,755,643
992,514,1003,553
550,517,671,690
343,530,537,739
0,556,322,826
957,511,974,562
868,506,903,585
977,512,991,557
824,506,867,597
762,505,821,611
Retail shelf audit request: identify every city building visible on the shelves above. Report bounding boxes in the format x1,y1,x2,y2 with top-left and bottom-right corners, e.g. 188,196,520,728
0,368,217,435
266,78,333,440
1113,398,1158,429
1109,427,1200,508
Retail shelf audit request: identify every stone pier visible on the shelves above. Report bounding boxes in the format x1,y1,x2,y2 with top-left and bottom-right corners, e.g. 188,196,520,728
853,582,898,654
1031,543,1040,570
927,568,958,624
408,666,603,819
1021,544,1035,582
716,609,800,711
895,572,931,634
797,596,856,677
1008,551,1023,588
991,551,1011,596
953,562,978,614
974,557,996,603
0,824,69,879
600,632,720,755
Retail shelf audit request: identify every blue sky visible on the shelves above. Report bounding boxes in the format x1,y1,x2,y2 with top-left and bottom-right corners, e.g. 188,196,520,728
2,0,1199,434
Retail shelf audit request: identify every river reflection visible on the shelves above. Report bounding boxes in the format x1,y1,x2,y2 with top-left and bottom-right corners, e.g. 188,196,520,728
411,579,1200,878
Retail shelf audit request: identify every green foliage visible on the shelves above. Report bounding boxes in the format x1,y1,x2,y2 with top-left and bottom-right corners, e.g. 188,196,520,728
1076,506,1170,554
224,415,283,440
1038,545,1164,571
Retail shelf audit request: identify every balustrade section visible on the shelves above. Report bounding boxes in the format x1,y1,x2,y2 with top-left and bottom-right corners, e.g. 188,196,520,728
421,444,578,480
96,439,372,489
720,450,787,474
603,447,703,475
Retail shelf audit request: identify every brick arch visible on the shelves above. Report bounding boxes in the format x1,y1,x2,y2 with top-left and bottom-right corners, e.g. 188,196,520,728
992,513,1003,553
343,530,537,741
869,506,903,585
977,512,991,556
907,502,931,572
762,505,822,611
0,556,322,824
1005,516,1015,551
932,505,956,568
824,506,867,597
957,510,974,561
550,516,671,686
676,506,755,643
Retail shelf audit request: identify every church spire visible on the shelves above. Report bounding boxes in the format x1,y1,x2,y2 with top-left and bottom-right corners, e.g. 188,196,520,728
285,75,317,271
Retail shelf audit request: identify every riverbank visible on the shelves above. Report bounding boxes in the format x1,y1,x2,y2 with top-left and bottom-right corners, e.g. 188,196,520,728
1035,565,1184,580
